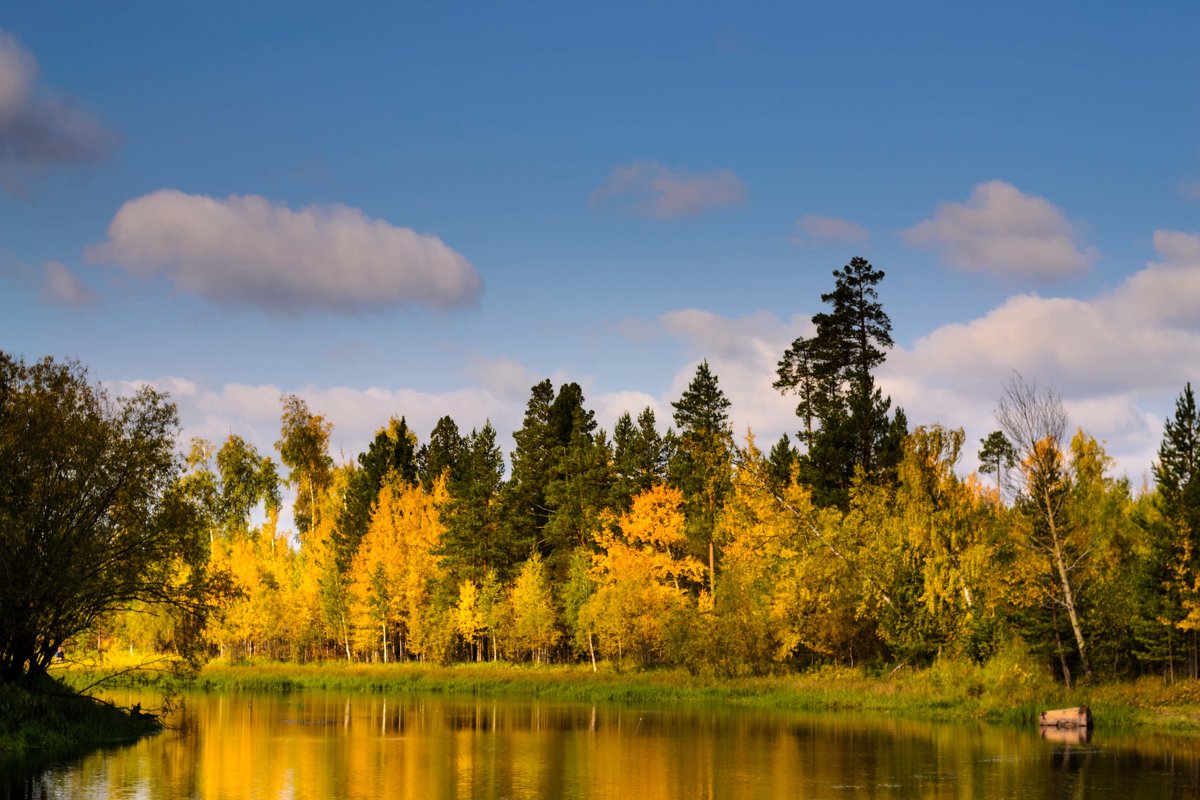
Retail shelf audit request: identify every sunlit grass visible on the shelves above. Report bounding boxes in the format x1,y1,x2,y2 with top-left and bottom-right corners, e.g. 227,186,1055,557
54,644,1200,732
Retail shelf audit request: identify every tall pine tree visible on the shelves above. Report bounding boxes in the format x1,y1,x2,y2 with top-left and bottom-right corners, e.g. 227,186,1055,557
670,360,733,596
775,256,906,507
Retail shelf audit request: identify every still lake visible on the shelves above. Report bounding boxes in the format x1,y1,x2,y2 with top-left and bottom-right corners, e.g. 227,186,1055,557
7,689,1200,799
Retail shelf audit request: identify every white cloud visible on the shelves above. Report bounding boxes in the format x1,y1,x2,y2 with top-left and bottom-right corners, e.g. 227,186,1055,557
592,390,665,433
1113,230,1200,330
793,215,869,244
903,180,1097,279
0,30,118,193
87,190,483,315
881,229,1200,479
590,160,746,219
638,229,1200,482
39,260,94,307
655,309,810,442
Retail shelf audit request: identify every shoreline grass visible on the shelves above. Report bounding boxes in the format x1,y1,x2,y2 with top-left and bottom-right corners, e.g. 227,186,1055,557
0,676,161,762
56,654,1200,733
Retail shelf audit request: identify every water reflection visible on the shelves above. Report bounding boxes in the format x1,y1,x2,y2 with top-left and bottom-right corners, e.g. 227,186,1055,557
6,690,1200,799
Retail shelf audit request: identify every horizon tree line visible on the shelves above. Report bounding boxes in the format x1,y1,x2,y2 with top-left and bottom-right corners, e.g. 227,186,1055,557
3,256,1198,686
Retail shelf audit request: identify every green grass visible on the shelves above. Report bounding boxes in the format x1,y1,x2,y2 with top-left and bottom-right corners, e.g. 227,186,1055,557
53,636,1200,732
0,675,161,761
56,648,1200,732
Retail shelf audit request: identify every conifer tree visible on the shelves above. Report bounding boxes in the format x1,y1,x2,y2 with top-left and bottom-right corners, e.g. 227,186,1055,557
775,257,906,507
505,380,558,550
419,415,466,488
444,422,508,577
1150,383,1200,676
978,430,1017,500
612,407,673,511
670,360,733,595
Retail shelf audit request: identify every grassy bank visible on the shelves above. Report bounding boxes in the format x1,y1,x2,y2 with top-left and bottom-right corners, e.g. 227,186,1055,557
0,676,161,761
59,649,1200,731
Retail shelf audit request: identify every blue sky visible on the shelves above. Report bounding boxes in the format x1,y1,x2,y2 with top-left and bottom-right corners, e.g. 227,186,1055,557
3,1,1199,496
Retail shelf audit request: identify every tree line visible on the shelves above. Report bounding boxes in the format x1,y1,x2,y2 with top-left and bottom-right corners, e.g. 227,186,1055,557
3,257,1199,684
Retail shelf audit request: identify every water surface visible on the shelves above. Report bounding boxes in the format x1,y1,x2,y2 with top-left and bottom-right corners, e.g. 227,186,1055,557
7,689,1200,799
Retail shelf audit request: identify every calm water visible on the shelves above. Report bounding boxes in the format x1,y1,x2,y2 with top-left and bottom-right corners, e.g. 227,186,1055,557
5,689,1200,799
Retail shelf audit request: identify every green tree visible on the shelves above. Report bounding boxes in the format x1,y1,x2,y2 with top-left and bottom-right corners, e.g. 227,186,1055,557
670,360,733,595
765,434,798,492
544,414,613,560
775,256,906,507
505,380,558,553
1149,383,1200,676
275,395,334,537
978,430,1017,500
215,434,281,534
419,415,466,488
0,354,212,682
611,407,673,511
441,422,510,579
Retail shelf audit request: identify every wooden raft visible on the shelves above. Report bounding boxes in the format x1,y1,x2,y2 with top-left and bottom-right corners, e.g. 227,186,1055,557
1039,706,1092,730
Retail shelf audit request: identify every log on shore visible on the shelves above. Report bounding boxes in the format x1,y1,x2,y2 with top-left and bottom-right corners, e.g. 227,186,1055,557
1038,706,1093,730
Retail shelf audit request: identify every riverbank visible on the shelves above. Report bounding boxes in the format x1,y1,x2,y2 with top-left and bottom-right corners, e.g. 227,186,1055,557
56,651,1200,731
0,676,161,761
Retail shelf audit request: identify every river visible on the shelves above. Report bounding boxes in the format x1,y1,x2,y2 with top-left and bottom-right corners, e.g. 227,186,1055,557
5,689,1200,799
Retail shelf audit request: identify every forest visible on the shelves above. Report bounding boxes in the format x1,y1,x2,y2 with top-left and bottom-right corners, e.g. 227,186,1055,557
4,257,1199,687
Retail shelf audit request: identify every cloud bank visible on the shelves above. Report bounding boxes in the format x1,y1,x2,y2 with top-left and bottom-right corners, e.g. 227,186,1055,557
87,190,483,315
590,160,746,219
0,30,119,192
904,180,1096,279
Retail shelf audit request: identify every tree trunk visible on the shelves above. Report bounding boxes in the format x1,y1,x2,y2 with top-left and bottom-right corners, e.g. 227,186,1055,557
1053,608,1072,689
708,538,716,597
1048,509,1091,681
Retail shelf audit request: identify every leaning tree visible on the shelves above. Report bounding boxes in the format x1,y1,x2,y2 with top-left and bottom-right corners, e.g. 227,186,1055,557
0,353,210,683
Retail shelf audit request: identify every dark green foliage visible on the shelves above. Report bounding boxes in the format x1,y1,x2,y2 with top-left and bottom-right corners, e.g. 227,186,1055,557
419,415,466,488
549,382,596,444
441,423,510,579
1138,383,1200,678
506,380,558,547
978,430,1017,496
765,434,798,491
0,354,212,683
544,423,614,558
672,360,731,438
670,360,733,592
506,380,610,571
1155,383,1200,579
611,408,675,512
775,257,906,507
